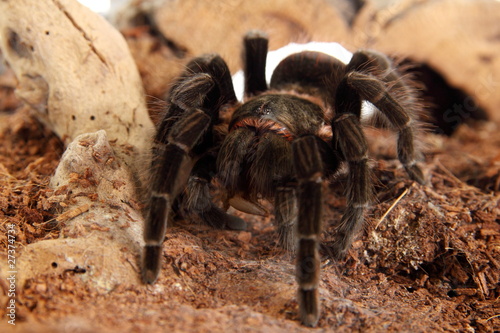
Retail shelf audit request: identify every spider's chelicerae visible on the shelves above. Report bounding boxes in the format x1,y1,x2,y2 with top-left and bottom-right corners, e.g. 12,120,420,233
142,31,425,327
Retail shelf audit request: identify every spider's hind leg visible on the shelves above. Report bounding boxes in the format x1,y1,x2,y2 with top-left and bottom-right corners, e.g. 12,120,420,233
243,30,269,97
345,50,425,184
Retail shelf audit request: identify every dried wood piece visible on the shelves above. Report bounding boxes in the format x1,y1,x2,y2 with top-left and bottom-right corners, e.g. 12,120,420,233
0,0,153,289
0,0,154,152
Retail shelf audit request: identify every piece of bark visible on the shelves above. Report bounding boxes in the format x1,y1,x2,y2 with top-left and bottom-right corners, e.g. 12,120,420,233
14,130,145,289
0,0,153,289
0,0,154,153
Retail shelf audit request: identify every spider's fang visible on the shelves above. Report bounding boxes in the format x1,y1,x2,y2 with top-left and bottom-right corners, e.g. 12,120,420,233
228,195,269,216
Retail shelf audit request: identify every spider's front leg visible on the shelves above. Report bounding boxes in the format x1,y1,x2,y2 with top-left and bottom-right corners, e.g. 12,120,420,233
143,74,214,283
143,52,242,283
292,136,324,327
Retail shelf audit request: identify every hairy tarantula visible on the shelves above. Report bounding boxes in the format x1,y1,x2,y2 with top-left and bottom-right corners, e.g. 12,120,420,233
142,31,425,327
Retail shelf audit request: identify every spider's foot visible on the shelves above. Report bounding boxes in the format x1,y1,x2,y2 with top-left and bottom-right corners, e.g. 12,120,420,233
142,244,162,284
405,164,426,185
324,242,348,261
298,289,320,327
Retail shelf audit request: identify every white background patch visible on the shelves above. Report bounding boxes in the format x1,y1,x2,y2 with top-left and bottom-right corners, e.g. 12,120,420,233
232,42,376,119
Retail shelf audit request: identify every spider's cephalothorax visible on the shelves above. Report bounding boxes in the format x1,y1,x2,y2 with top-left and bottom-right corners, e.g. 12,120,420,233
142,31,425,327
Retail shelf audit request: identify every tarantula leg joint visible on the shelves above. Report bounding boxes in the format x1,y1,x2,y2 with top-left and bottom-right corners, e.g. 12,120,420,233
170,73,214,110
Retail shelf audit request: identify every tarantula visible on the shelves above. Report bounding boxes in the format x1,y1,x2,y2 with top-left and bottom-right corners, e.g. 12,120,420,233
142,31,425,327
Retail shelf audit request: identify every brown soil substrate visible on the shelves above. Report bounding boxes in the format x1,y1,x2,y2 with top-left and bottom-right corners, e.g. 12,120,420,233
0,84,499,332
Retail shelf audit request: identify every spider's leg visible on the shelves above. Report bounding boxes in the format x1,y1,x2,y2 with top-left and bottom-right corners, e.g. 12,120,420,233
163,53,248,231
292,135,323,327
348,50,412,92
243,30,268,97
347,50,393,76
143,74,215,284
183,53,238,108
331,85,372,259
344,52,425,184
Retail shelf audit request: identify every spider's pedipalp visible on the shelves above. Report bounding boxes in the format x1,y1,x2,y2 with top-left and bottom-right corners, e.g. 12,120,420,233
243,30,269,97
275,184,297,252
248,132,293,198
183,154,247,230
216,127,256,197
